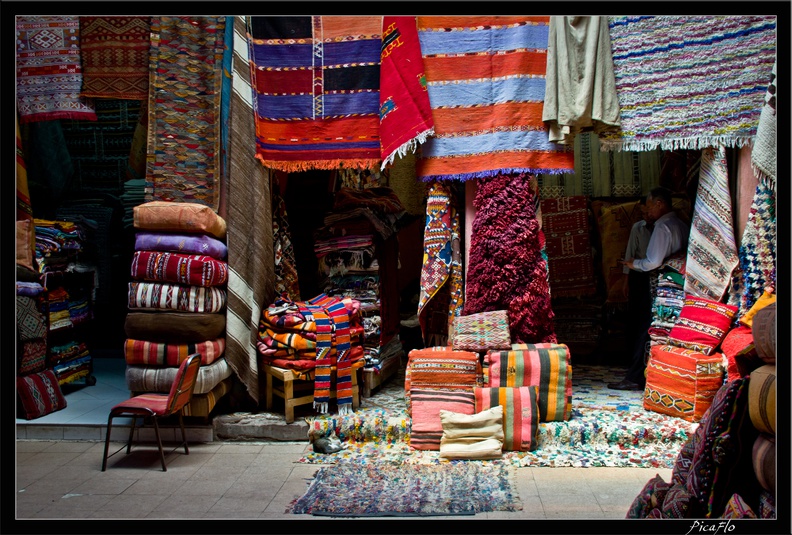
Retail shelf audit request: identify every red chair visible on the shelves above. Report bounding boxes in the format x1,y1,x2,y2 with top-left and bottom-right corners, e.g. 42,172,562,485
101,353,202,472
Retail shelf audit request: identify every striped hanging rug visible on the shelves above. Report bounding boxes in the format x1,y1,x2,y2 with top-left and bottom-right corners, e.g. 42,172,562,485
248,16,383,172
415,16,574,182
601,15,777,152
145,16,226,210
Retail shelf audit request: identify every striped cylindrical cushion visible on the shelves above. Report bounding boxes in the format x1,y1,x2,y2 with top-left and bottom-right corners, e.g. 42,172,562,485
473,386,539,451
182,377,232,417
485,343,572,422
404,347,481,415
128,281,227,313
125,357,232,395
643,344,724,423
752,433,775,494
409,388,475,451
124,338,226,367
748,365,776,435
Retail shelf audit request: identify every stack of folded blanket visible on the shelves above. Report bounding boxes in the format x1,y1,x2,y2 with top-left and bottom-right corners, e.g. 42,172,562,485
648,269,687,348
125,201,232,417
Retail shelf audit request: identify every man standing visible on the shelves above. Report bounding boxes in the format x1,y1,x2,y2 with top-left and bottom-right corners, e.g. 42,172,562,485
608,186,689,391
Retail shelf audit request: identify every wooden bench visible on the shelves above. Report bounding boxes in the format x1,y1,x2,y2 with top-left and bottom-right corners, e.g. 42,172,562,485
263,364,360,423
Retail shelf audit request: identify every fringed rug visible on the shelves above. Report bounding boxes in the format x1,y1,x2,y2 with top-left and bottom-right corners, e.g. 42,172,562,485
601,15,777,152
247,16,382,172
288,459,522,516
415,16,574,181
298,363,698,469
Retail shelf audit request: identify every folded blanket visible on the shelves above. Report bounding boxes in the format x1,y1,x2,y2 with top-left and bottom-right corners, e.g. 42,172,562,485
124,338,226,366
124,310,226,343
135,231,227,260
128,281,227,313
125,357,232,395
133,200,227,239
131,250,228,287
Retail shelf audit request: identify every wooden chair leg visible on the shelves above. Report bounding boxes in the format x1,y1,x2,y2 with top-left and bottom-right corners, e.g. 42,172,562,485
152,417,167,472
178,411,189,455
284,376,295,423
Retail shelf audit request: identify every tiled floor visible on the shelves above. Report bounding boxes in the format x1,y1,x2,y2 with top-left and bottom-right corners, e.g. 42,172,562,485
14,358,671,523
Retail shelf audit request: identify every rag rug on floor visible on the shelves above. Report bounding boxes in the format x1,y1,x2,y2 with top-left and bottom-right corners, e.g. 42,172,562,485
145,16,226,210
601,15,777,152
415,16,574,181
288,459,522,516
247,16,382,172
16,16,97,124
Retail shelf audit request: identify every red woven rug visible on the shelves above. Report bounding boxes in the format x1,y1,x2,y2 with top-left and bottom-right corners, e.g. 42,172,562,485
540,196,597,297
79,16,151,100
16,16,97,124
248,16,382,172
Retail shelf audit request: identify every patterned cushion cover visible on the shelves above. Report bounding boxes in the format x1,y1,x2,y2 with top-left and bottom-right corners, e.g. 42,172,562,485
19,339,48,375
759,490,775,519
643,344,724,422
748,365,776,435
450,309,511,352
739,289,775,328
404,347,481,415
752,433,775,494
409,387,476,451
17,369,67,420
751,302,776,364
474,386,539,451
660,483,698,518
124,310,226,343
671,426,701,486
720,325,760,381
721,493,757,519
131,250,228,287
626,474,670,519
17,296,46,341
439,405,504,460
128,281,227,313
486,343,572,422
667,296,738,355
133,200,227,239
124,338,226,367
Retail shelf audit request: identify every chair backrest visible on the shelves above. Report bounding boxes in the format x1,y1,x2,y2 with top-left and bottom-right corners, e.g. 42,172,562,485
165,354,202,416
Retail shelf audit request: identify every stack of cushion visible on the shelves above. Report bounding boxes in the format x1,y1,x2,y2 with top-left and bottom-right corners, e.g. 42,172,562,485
643,295,737,422
126,201,232,417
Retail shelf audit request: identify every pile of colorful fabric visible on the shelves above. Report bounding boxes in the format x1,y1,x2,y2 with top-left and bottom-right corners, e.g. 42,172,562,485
257,293,367,415
125,201,233,417
34,219,86,269
648,268,687,348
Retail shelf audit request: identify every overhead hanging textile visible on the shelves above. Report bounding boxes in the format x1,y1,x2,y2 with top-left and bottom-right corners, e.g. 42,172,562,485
16,16,97,124
248,16,383,172
751,61,777,191
415,16,574,182
78,16,151,100
378,16,435,169
144,16,226,211
601,15,777,152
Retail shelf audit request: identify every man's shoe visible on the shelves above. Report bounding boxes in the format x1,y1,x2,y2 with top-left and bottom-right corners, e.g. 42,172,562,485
607,379,644,391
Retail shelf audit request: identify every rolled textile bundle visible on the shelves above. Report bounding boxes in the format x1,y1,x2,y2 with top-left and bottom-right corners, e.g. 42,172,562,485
133,200,227,239
135,231,228,260
124,337,226,367
125,310,226,343
128,281,226,313
125,357,232,395
130,250,228,287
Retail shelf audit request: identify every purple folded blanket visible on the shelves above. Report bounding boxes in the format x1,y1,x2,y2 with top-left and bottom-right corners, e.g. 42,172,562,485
135,231,228,260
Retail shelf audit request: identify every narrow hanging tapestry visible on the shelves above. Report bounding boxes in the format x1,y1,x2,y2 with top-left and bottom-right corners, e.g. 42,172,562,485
684,146,739,301
602,15,777,152
751,61,777,191
248,16,382,172
378,16,434,169
145,16,225,211
414,16,574,182
16,16,97,124
78,16,151,100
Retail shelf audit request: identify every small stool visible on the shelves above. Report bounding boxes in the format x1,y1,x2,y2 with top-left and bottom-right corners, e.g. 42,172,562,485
263,364,360,423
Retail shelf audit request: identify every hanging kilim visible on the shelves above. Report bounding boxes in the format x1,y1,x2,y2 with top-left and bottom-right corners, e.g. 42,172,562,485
602,15,777,152
273,176,301,301
144,16,225,210
417,181,463,346
248,16,382,172
78,16,151,100
684,146,740,301
751,61,776,191
415,16,574,181
379,16,434,169
736,182,776,317
16,16,97,124
465,172,556,344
